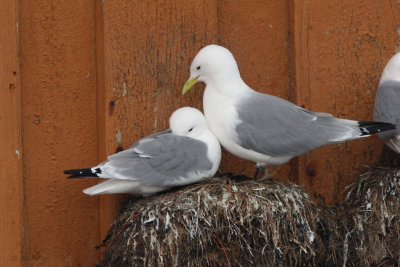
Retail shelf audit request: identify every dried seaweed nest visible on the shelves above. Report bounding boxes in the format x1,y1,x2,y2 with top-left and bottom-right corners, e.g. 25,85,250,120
97,168,400,266
334,166,400,266
97,177,333,266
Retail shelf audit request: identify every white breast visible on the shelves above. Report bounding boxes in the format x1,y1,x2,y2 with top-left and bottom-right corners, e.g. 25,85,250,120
203,87,239,148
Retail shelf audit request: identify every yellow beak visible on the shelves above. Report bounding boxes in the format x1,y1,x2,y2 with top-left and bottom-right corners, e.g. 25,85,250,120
182,77,198,95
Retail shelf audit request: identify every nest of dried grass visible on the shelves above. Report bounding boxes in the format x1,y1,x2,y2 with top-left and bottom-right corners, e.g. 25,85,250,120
334,166,400,266
97,167,400,266
97,177,335,266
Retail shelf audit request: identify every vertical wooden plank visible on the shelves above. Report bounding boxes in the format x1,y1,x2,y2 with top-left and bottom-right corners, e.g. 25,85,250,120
0,0,23,266
95,0,107,255
291,0,400,204
20,0,100,265
100,0,217,238
289,0,313,195
216,1,294,181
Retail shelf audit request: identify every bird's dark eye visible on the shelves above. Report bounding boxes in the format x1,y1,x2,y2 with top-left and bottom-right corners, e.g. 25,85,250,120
188,127,193,132
196,66,201,70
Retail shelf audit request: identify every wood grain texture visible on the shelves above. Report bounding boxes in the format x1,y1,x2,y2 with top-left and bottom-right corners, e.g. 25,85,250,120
0,0,23,266
99,0,217,239
291,0,400,204
19,1,100,265
1,1,399,264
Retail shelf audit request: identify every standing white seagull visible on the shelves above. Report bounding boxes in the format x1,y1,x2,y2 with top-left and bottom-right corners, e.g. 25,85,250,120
374,52,400,153
182,44,396,179
64,107,221,196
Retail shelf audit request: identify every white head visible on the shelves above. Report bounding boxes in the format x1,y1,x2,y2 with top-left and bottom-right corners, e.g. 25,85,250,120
380,52,400,84
169,107,209,138
182,45,241,94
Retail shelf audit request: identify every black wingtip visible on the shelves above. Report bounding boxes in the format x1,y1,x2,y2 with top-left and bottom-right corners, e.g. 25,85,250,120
358,121,397,136
64,168,100,178
66,175,85,179
63,169,73,174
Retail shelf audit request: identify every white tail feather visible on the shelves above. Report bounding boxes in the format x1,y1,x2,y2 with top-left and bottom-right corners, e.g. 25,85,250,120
83,180,140,195
83,179,165,196
385,136,400,154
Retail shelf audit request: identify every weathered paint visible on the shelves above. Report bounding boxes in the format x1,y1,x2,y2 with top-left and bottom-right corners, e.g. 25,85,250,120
1,0,400,264
0,0,23,266
216,0,295,181
19,0,100,265
292,0,400,204
99,0,218,238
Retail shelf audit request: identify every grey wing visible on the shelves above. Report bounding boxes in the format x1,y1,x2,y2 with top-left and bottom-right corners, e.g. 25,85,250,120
102,132,213,187
374,80,400,139
235,91,354,157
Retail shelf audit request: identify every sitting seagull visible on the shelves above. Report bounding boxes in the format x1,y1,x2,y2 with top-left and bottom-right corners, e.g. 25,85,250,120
182,44,396,179
64,107,221,196
374,52,400,153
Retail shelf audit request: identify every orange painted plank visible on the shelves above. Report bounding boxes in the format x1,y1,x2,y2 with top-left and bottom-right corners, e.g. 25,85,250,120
291,0,400,204
0,0,23,266
20,1,100,265
216,1,295,181
99,0,217,238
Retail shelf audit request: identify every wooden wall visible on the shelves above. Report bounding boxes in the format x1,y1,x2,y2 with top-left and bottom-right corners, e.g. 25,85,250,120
0,0,399,265
0,0,23,265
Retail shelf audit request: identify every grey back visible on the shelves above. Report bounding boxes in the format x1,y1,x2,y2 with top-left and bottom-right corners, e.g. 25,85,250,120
236,91,358,157
105,130,213,187
374,80,400,139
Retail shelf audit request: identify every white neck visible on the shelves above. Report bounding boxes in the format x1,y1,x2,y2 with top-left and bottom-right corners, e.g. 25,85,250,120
197,130,221,173
204,75,250,97
380,53,400,83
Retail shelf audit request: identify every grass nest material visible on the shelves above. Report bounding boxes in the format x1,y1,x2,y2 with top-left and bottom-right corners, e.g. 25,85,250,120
97,167,400,266
334,166,400,266
97,177,333,266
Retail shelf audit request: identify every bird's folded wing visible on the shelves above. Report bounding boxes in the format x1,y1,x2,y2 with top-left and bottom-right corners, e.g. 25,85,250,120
99,132,213,187
374,80,400,139
235,92,358,157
